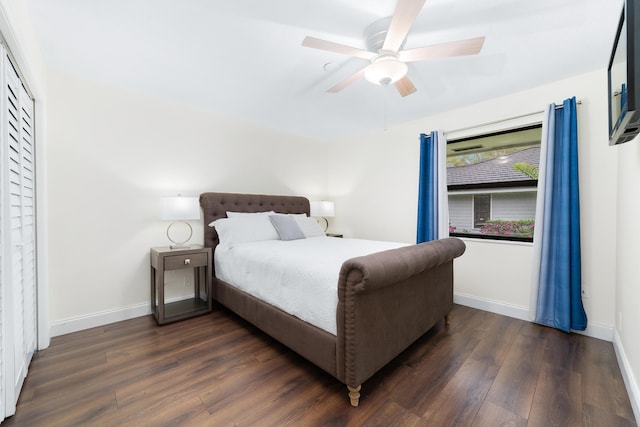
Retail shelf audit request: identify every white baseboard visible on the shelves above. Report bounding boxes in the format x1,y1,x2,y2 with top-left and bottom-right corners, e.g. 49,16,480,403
613,329,640,424
51,293,615,343
454,292,530,321
50,302,151,337
574,320,613,342
49,294,204,337
453,292,613,342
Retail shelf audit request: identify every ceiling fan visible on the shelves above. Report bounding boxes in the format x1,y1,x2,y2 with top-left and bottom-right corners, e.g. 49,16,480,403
302,0,485,97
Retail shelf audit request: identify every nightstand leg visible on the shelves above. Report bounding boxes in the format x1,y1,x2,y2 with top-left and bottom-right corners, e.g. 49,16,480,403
156,267,165,324
194,268,201,301
150,266,157,317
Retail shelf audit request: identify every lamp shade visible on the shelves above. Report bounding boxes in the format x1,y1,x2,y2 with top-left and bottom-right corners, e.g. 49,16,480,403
160,196,200,221
310,201,335,218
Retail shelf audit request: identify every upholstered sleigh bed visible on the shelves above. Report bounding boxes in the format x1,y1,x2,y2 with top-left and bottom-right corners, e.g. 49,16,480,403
199,192,466,406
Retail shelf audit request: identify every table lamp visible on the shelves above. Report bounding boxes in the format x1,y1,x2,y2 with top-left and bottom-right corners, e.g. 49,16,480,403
310,200,335,232
161,195,201,249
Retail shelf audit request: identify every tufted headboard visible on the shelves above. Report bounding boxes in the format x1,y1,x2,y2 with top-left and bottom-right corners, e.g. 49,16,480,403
199,192,311,249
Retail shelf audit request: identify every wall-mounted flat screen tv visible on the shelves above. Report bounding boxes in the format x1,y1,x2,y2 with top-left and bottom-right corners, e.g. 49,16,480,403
609,0,640,145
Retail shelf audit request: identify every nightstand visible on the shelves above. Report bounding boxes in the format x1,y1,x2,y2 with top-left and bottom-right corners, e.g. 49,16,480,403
326,233,343,238
150,246,212,325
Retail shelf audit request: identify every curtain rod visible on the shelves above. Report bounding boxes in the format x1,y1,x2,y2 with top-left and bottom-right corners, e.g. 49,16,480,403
445,100,582,135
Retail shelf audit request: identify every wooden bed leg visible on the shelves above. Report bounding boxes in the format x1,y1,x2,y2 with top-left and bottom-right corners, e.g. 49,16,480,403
445,312,451,326
348,385,361,407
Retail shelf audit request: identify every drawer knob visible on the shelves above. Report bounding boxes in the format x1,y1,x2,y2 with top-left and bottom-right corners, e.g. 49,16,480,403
184,258,191,265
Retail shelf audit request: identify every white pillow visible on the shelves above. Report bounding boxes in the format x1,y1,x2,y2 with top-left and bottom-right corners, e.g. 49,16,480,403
293,215,327,238
269,215,306,241
210,216,279,250
226,210,275,217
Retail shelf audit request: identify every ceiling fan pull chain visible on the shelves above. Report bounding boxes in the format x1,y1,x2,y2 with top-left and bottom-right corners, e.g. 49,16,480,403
384,87,389,131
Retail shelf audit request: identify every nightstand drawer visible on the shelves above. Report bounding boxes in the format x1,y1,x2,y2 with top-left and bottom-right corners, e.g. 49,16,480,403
164,252,208,270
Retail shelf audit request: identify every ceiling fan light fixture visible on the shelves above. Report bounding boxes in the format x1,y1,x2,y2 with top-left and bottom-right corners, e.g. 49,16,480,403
364,54,407,87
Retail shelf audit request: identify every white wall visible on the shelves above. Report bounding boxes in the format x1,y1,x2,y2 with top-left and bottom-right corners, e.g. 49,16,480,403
327,69,618,338
45,69,329,334
615,137,640,420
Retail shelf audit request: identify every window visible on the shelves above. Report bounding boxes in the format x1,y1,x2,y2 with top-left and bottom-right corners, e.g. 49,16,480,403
447,125,542,242
473,194,490,227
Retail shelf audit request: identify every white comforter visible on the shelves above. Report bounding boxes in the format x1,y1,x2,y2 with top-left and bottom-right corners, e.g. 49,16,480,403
214,237,407,335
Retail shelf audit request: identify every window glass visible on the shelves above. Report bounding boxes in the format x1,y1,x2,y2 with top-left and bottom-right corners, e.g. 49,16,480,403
473,194,490,228
447,125,542,242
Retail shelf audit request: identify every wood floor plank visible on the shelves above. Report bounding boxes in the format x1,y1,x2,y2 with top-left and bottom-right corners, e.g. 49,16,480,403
527,363,583,427
579,336,637,422
540,325,583,372
228,372,337,426
276,381,352,427
358,401,424,427
2,305,636,427
115,334,264,408
32,350,180,400
422,358,499,425
393,322,485,413
108,395,211,427
468,312,524,367
8,389,118,427
471,400,527,427
484,332,546,419
199,356,302,416
583,402,638,427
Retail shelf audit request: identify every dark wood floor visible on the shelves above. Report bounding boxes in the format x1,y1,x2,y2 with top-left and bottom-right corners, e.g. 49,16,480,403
4,304,636,426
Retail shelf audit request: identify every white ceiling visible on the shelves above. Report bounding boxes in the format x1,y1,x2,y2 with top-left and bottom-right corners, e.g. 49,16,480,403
26,0,623,141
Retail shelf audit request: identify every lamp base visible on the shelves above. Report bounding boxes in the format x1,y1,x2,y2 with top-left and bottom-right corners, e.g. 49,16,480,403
167,221,194,249
169,244,191,250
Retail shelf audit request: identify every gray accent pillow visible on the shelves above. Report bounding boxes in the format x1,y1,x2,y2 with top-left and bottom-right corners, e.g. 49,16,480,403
269,215,307,241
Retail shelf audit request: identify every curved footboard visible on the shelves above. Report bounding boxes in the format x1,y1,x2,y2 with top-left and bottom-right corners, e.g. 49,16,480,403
335,237,466,406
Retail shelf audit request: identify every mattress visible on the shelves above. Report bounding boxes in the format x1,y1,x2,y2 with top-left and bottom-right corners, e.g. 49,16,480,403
214,237,407,335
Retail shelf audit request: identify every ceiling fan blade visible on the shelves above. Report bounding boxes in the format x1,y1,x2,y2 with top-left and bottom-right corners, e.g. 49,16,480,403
398,36,486,63
302,36,376,60
382,0,427,53
327,66,367,93
395,76,417,97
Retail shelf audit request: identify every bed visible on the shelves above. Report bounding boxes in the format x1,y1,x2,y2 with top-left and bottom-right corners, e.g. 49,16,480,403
199,192,466,406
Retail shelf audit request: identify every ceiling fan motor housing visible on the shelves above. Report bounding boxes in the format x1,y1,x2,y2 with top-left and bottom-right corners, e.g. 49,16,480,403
364,17,406,52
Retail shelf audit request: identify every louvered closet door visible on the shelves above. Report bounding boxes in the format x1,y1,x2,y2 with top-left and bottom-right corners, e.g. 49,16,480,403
0,42,8,422
0,47,37,419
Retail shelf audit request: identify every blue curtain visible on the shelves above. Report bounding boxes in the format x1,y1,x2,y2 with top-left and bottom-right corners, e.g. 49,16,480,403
534,97,587,332
417,131,446,243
